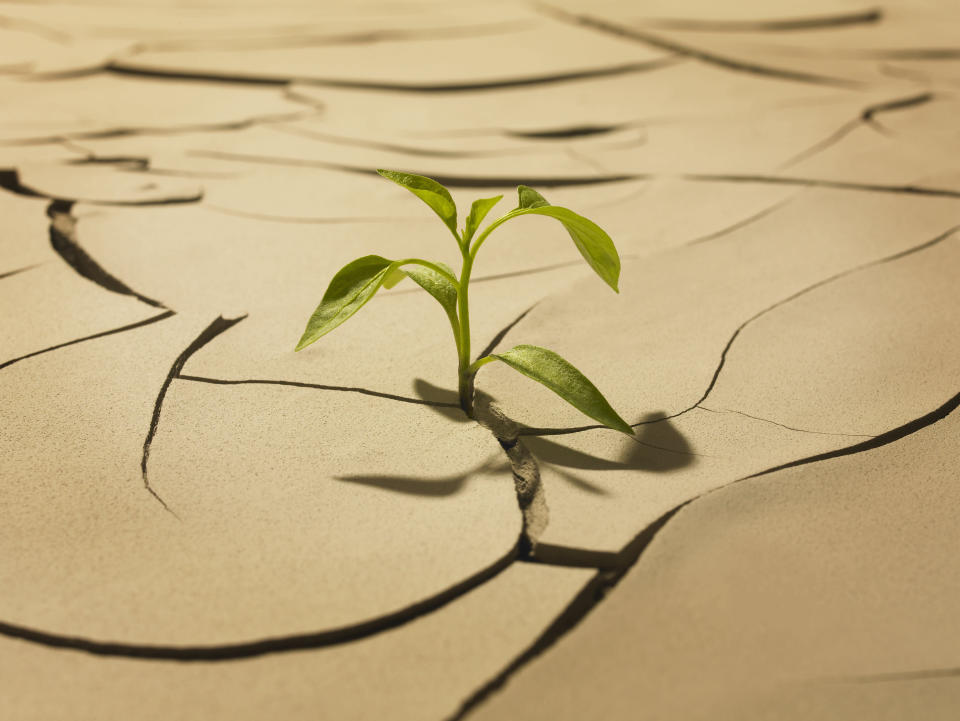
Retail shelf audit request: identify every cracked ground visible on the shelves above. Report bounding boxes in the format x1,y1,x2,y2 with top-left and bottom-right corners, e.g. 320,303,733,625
2,1,960,719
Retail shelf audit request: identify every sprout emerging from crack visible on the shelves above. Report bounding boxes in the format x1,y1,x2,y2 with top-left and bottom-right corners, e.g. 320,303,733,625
295,169,633,435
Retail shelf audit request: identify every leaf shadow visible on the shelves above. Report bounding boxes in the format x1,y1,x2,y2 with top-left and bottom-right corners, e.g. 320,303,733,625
335,455,507,496
525,411,695,495
411,379,695,496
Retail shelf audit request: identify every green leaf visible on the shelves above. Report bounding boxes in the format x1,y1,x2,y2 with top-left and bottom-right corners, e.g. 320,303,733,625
377,169,458,236
517,185,549,209
464,195,502,241
382,265,407,289
489,344,633,434
401,263,458,316
514,203,620,292
295,255,394,351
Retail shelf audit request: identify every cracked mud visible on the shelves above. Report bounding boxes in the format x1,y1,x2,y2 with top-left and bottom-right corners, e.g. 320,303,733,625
2,1,959,720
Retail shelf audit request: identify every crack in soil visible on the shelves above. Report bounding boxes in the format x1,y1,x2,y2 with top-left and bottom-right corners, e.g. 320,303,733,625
519,223,960,437
47,199,168,308
177,374,457,408
698,404,877,438
780,91,935,168
105,55,680,93
450,384,960,719
141,314,246,516
642,8,882,33
536,4,858,87
0,539,522,661
0,309,174,371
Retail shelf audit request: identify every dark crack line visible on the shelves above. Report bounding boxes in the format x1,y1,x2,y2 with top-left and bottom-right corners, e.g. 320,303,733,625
685,195,798,245
0,539,521,661
447,504,685,721
691,224,960,415
778,118,862,169
862,92,933,125
177,374,458,408
0,168,44,197
641,8,882,33
407,120,643,141
519,544,623,569
860,92,935,138
0,262,40,279
187,369,545,589
46,200,167,308
508,123,629,140
1,167,202,207
697,405,877,438
188,150,641,187
141,315,246,516
780,92,935,168
855,47,960,60
0,109,319,148
107,55,680,93
453,381,960,719
190,151,960,197
268,123,626,160
519,223,960,438
105,62,287,86
536,4,858,87
684,173,960,199
67,156,148,169
0,310,174,371
744,386,960,480
56,143,240,180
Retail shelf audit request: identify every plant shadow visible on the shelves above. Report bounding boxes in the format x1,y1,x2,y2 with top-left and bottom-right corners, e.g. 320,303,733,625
525,411,696,495
335,379,694,498
335,455,508,497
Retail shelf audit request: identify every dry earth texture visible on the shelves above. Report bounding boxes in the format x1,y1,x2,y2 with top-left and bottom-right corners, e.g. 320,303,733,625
1,0,959,719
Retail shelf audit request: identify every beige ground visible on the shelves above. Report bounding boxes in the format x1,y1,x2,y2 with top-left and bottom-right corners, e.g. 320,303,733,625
1,1,958,719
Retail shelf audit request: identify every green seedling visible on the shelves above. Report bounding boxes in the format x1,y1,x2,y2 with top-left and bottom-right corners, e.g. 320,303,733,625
295,169,633,435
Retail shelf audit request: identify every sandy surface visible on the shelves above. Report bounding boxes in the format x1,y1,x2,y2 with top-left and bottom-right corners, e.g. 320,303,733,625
1,0,959,719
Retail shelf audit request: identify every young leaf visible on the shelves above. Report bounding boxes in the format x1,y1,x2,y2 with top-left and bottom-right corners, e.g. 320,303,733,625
295,255,394,351
488,344,633,434
464,195,503,242
539,206,619,291
382,265,407,289
377,169,458,236
517,185,549,209
514,204,620,292
401,263,458,316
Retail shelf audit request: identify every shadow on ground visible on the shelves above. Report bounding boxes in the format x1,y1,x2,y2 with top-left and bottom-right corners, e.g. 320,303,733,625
336,380,693,497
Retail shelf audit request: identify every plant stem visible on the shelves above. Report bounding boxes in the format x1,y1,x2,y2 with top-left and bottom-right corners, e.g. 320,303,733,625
457,250,475,416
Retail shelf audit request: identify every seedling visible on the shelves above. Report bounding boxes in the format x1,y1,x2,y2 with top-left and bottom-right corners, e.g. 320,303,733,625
295,170,633,435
